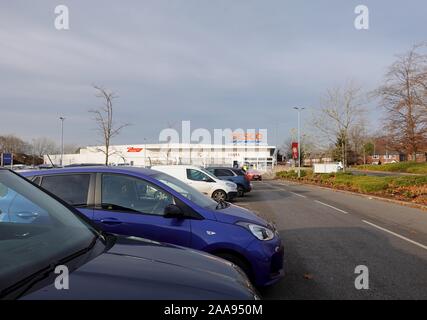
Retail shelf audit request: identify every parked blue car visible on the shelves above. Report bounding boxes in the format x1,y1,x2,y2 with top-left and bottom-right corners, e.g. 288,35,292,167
206,167,252,197
22,167,284,287
0,168,257,300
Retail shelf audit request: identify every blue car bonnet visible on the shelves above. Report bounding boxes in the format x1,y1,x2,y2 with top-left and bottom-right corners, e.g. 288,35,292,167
212,204,268,226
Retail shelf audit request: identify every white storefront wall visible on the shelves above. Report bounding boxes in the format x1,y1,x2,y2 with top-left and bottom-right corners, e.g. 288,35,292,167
45,144,276,171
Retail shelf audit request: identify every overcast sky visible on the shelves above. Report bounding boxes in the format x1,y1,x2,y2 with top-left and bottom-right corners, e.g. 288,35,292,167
0,0,426,147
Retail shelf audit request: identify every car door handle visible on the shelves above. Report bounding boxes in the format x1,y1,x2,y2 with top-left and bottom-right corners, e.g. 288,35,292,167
100,218,123,225
17,212,39,219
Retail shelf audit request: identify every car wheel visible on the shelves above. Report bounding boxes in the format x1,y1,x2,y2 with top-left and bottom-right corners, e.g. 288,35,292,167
212,190,227,202
237,186,245,197
215,253,253,280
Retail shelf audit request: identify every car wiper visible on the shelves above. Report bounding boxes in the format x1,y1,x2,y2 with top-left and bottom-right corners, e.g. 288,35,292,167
1,236,98,300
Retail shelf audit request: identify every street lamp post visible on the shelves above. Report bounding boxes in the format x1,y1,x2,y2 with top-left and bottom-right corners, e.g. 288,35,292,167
144,138,147,167
59,116,65,167
32,139,35,167
293,107,305,178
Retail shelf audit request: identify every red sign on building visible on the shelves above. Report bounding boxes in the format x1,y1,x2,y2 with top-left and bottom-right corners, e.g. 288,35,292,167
127,147,143,153
291,142,299,159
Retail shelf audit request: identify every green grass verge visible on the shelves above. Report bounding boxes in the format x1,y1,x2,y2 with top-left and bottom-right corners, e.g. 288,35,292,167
276,170,427,204
356,162,427,174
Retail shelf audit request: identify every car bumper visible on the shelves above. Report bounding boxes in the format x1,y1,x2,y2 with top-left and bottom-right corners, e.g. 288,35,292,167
244,183,252,193
244,237,284,287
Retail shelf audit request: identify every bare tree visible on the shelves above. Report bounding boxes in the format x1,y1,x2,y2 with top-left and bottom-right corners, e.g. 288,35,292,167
312,81,366,170
0,135,27,154
348,122,370,164
376,44,427,160
280,134,317,165
32,137,59,157
89,85,129,165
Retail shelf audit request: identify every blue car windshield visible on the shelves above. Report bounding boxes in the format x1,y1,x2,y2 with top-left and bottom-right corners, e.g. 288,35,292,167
0,170,96,292
153,172,218,208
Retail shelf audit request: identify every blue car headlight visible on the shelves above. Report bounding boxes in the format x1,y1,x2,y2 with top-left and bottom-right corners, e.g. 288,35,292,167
237,222,275,241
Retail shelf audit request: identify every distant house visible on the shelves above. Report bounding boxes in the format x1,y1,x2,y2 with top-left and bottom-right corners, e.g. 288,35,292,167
366,137,427,164
367,152,403,165
407,152,427,163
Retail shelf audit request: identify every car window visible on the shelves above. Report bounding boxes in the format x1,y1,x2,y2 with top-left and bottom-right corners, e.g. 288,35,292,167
232,169,246,176
186,169,214,182
0,170,96,294
153,172,217,209
32,176,42,185
0,186,50,225
214,169,234,177
40,174,91,206
101,174,174,216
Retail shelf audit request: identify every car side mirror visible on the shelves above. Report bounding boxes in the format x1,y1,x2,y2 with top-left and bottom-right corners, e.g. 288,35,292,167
164,204,185,219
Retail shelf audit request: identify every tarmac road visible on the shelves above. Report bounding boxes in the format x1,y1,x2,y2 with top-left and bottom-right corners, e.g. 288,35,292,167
236,180,427,300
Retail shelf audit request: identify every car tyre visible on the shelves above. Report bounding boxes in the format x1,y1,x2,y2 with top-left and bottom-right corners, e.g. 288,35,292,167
215,253,253,280
237,186,245,197
212,190,227,202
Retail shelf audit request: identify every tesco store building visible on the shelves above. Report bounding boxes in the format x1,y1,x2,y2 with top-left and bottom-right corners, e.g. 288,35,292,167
46,143,277,171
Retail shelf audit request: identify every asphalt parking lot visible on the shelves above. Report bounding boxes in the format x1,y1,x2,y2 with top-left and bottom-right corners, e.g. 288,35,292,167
235,180,427,300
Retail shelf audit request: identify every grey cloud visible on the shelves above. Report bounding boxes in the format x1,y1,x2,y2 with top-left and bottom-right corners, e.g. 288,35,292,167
0,0,426,146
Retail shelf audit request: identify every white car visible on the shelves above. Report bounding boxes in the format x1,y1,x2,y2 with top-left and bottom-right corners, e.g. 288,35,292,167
151,165,238,201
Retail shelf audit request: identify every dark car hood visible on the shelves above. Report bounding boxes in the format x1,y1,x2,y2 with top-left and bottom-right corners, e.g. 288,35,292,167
23,236,257,300
213,204,268,226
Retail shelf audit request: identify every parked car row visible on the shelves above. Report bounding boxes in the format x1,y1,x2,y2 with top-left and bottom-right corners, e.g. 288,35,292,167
206,167,252,197
152,165,239,201
0,165,283,299
0,168,258,299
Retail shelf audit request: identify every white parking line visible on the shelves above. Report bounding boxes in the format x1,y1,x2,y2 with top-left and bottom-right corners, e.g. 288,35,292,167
363,220,427,251
290,192,307,198
314,200,349,214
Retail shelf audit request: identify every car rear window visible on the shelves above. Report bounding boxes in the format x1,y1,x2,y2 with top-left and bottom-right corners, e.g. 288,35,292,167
40,174,91,206
232,169,246,176
214,169,234,177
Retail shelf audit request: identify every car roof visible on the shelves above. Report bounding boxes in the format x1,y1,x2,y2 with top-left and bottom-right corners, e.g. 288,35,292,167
152,165,202,170
19,166,161,177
